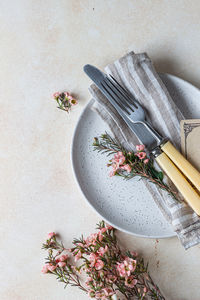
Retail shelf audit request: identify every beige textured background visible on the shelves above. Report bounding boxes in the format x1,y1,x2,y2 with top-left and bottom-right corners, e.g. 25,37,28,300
1,0,200,299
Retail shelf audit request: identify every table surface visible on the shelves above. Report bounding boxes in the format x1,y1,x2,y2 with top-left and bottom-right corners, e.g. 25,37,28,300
1,1,200,299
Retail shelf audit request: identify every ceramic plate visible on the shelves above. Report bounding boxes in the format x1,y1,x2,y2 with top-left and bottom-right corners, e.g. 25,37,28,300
71,73,200,238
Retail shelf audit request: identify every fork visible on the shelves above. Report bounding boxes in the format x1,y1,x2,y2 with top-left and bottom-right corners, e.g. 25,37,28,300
100,74,200,215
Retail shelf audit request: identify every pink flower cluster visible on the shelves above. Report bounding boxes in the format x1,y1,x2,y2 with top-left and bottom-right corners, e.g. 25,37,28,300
88,287,115,299
109,145,150,177
84,225,113,247
53,91,77,106
71,224,117,299
41,232,68,273
116,257,137,288
136,145,149,164
73,224,112,265
53,91,77,113
89,253,105,270
42,222,163,300
109,151,132,177
41,254,68,273
73,224,137,298
85,255,137,298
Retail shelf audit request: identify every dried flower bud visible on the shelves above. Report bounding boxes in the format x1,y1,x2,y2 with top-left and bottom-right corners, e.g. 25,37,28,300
144,286,148,293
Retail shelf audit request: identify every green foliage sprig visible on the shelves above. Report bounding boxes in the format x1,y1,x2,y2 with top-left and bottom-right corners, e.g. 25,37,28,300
93,133,180,202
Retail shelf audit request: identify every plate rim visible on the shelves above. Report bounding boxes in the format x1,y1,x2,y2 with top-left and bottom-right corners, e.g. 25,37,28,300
71,73,200,239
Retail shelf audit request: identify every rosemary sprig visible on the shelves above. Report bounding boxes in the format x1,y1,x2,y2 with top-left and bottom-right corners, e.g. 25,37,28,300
93,133,180,203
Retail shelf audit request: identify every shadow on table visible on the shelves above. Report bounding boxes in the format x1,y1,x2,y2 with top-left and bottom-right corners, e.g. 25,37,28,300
154,57,200,90
153,57,200,120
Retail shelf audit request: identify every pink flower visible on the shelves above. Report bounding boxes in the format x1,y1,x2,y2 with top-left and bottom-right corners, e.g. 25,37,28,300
91,233,98,242
89,253,98,267
125,257,137,273
120,164,132,173
47,232,56,239
57,261,66,268
97,245,108,256
86,233,98,246
117,257,137,277
100,227,107,234
136,145,145,151
103,287,115,297
109,151,127,177
144,158,149,164
53,92,60,98
95,259,104,270
98,232,103,242
116,262,126,277
98,227,108,241
67,94,73,100
86,277,93,286
47,264,57,272
130,251,138,257
41,264,49,274
64,92,70,97
75,250,82,262
95,288,115,299
113,151,126,165
58,254,68,262
125,275,137,288
106,224,113,230
136,152,146,160
42,262,58,273
89,252,98,260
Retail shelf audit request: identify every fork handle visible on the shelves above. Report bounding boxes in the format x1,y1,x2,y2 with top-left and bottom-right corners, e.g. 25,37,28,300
156,151,200,215
161,141,200,192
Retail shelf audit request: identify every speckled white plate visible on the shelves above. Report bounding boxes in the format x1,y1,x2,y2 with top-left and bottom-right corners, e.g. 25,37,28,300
71,73,200,238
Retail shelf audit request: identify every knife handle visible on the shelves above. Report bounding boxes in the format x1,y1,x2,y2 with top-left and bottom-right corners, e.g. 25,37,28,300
156,151,200,215
161,141,200,192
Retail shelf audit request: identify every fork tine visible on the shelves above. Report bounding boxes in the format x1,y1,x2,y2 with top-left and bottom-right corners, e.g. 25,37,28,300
109,75,138,109
106,77,135,109
104,78,134,113
101,81,130,115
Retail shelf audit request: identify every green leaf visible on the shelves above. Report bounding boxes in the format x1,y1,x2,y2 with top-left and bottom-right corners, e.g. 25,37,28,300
149,167,163,181
158,171,164,181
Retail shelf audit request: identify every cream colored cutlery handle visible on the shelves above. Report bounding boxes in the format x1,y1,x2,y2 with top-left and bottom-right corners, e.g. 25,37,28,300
161,141,200,192
156,151,200,215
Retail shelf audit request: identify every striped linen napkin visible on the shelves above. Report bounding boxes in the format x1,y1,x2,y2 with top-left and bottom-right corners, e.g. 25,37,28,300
88,51,200,249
